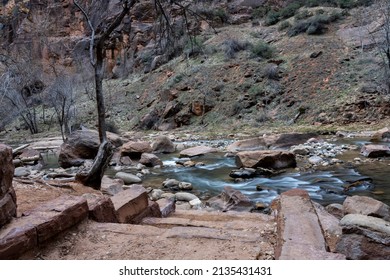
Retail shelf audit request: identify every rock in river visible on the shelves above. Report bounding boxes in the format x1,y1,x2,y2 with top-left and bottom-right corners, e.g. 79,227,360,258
179,146,218,157
115,172,142,185
235,150,296,170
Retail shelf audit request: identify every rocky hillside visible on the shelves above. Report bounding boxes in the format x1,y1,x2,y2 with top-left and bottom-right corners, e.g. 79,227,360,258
1,0,389,137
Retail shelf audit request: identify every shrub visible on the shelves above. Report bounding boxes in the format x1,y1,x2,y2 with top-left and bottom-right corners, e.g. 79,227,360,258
278,20,292,31
251,41,274,59
252,6,271,19
215,8,229,23
106,121,120,134
287,21,311,36
295,9,312,20
279,2,302,19
222,39,251,59
265,65,280,80
184,36,204,57
265,10,280,26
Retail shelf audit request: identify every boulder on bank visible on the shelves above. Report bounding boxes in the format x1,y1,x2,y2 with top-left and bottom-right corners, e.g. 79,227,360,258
360,144,390,158
179,146,218,157
58,129,123,168
370,127,390,142
235,150,296,169
0,144,17,229
343,195,390,222
121,141,152,159
335,214,390,260
151,136,175,153
58,130,98,168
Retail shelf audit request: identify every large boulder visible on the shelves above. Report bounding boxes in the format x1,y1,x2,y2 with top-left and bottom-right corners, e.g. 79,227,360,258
335,214,390,260
121,141,152,159
360,144,390,158
179,146,218,157
59,129,123,168
151,136,175,153
343,196,390,222
235,150,296,169
371,127,390,142
206,186,253,212
58,129,109,168
0,144,16,229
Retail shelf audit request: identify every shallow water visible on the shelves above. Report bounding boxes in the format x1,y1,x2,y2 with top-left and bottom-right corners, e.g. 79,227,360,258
142,153,383,206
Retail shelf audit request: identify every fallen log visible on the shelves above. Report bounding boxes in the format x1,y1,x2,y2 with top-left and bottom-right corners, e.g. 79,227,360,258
19,155,41,163
12,144,30,156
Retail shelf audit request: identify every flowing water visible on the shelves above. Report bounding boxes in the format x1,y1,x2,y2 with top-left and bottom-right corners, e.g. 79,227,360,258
34,137,390,207
141,152,385,206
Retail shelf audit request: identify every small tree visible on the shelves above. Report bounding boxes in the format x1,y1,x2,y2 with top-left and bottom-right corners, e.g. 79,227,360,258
47,75,76,140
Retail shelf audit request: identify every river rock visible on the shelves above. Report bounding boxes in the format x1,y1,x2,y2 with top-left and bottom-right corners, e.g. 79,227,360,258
110,185,149,223
0,144,16,229
151,136,175,153
308,155,324,165
290,144,311,155
121,141,152,159
150,189,164,201
226,138,267,152
162,178,180,190
370,127,390,142
175,192,199,202
229,168,256,178
139,153,163,167
13,167,30,177
119,156,132,166
335,214,390,259
179,182,193,191
179,146,218,157
189,198,202,209
343,196,390,222
235,150,296,169
206,186,253,212
114,172,142,184
263,133,318,149
360,144,390,158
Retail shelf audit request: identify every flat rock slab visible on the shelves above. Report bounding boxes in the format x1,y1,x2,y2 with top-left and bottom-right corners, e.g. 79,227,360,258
111,185,149,223
275,189,345,260
179,146,218,157
0,195,88,259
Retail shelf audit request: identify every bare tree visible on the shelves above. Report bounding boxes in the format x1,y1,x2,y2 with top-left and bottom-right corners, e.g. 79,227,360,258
47,75,76,140
372,0,390,94
0,59,45,134
73,0,206,189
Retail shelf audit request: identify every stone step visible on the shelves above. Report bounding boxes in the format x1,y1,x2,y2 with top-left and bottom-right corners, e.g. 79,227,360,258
0,195,88,259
